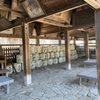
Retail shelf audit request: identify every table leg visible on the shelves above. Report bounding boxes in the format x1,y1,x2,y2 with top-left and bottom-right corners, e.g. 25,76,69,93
79,77,82,85
7,84,10,94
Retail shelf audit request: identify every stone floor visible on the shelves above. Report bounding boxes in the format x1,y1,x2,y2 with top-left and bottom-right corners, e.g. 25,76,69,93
0,59,99,100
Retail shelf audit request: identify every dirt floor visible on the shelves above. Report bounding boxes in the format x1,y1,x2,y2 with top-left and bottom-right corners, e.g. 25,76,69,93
0,59,98,100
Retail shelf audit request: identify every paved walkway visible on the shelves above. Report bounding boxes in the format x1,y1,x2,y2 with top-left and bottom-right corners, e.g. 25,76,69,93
0,59,99,100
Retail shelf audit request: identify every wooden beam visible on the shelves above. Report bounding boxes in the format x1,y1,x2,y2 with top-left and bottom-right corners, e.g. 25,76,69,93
65,29,71,70
0,33,59,40
37,18,71,27
95,9,100,97
0,34,21,38
22,20,32,86
11,11,24,18
69,30,85,39
85,0,100,9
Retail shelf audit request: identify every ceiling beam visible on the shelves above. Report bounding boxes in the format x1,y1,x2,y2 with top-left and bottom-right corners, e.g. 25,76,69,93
84,0,100,9
37,18,71,27
0,33,61,40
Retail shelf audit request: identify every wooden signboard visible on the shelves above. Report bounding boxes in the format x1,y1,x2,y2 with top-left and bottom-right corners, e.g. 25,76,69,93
22,0,45,18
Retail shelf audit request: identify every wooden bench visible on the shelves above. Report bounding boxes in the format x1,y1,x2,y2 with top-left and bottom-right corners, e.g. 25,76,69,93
77,68,97,85
0,69,14,94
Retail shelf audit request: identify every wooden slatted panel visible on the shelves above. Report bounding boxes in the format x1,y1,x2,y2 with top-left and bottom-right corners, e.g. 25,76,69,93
2,47,20,65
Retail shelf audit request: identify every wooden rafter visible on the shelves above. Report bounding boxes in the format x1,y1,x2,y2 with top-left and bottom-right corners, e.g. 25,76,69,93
37,18,71,27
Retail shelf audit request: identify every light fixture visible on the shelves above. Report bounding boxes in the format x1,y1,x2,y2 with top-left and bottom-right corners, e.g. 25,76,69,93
84,0,100,9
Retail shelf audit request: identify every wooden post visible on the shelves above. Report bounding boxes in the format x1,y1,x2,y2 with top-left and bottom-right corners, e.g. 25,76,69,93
29,23,34,36
74,36,76,50
59,38,61,45
22,20,32,86
65,29,71,70
95,9,100,97
36,36,40,46
84,33,89,60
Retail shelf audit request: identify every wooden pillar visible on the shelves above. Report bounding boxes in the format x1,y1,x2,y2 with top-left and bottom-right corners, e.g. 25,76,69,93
29,23,34,36
84,33,89,60
74,36,76,49
22,20,32,86
95,9,100,97
65,29,71,70
59,37,61,45
36,36,40,46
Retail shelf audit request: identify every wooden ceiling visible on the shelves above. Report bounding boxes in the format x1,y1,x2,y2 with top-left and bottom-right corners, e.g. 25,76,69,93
0,0,99,40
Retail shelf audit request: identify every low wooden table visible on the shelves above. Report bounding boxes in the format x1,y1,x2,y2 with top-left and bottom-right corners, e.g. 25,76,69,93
77,68,97,85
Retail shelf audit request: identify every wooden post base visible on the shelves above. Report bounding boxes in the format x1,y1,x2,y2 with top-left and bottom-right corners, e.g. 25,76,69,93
66,64,71,70
87,58,90,60
24,74,32,86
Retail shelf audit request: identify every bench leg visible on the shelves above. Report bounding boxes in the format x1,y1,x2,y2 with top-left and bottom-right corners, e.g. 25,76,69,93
79,77,82,85
7,84,10,94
